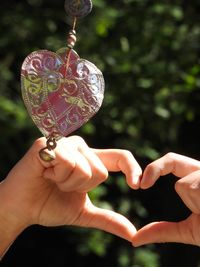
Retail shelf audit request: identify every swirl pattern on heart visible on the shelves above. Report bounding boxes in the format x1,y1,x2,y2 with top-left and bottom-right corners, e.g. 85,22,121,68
21,48,104,139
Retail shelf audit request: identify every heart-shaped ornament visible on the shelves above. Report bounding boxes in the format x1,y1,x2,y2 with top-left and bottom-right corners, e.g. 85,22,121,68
21,47,105,140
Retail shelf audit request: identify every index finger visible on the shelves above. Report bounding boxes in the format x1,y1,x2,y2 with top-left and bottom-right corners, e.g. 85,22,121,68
141,152,200,189
93,149,142,189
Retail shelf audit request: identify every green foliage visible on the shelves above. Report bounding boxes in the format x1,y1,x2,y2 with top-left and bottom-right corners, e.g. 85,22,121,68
1,0,200,266
78,230,112,257
133,248,160,267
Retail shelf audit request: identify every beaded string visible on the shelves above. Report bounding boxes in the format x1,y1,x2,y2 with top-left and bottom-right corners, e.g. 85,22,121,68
64,1,92,77
63,0,93,77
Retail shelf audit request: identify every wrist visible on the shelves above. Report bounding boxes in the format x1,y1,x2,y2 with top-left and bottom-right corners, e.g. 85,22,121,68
0,182,29,258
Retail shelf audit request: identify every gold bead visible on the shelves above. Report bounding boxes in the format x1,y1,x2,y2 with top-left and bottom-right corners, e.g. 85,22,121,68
67,30,77,49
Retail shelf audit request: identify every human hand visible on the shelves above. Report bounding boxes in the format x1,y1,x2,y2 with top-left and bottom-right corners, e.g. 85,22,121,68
0,136,142,256
132,153,200,247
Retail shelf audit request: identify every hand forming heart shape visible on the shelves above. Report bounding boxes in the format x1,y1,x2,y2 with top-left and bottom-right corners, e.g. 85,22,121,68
132,153,200,247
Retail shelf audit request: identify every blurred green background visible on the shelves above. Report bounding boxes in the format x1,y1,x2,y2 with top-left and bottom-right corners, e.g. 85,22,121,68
0,0,200,266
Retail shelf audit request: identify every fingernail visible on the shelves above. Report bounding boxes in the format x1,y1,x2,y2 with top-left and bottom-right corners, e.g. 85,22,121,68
130,174,142,189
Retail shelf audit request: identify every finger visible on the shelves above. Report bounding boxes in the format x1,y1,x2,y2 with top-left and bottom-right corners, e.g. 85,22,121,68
71,138,108,192
93,149,142,189
43,148,76,183
56,150,93,192
141,153,200,189
75,148,108,192
132,216,198,246
77,201,137,242
175,170,200,214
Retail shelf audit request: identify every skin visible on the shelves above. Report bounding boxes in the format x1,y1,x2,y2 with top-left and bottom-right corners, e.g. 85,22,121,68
0,136,142,257
132,152,200,247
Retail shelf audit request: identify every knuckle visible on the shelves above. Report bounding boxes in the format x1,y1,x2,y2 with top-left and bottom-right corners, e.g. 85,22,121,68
165,152,176,160
81,168,92,182
175,179,188,195
99,168,109,182
174,179,193,196
121,149,134,160
70,135,86,145
64,157,76,170
175,174,200,194
92,166,108,183
174,180,182,193
33,137,46,150
123,149,133,157
145,162,156,173
189,180,200,192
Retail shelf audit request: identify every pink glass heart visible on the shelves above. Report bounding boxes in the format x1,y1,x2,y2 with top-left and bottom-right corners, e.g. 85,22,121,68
21,48,104,139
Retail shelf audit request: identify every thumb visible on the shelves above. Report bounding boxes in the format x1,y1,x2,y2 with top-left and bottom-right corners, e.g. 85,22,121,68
77,202,137,242
132,215,197,246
